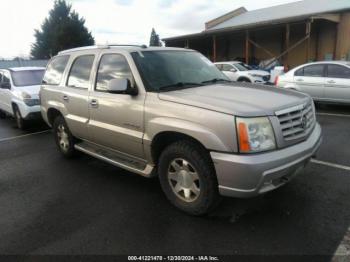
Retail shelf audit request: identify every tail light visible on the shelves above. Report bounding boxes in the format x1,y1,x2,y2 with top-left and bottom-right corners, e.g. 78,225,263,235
274,76,279,86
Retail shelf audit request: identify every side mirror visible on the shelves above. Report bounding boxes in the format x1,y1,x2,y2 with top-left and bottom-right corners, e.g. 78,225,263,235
0,82,11,89
230,68,237,72
107,78,138,96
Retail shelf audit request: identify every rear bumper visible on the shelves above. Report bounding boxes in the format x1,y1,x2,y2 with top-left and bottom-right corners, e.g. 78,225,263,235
211,123,322,198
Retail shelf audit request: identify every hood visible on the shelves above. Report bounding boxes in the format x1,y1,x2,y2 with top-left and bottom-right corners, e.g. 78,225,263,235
158,83,310,117
14,85,41,99
241,70,270,76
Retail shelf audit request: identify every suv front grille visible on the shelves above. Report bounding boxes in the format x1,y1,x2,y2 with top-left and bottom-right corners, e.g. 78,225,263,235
275,101,315,141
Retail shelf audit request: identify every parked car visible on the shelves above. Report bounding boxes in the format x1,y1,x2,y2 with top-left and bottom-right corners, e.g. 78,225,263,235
276,61,350,104
0,67,45,129
40,46,322,215
215,61,271,84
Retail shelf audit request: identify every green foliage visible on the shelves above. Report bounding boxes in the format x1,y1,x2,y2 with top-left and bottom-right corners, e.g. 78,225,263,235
149,28,162,47
31,0,95,59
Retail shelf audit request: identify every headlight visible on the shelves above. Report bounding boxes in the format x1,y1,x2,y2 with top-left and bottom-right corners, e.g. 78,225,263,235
24,99,40,107
236,117,276,153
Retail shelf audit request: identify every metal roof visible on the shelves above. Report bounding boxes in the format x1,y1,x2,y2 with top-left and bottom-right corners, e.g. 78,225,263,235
163,0,350,41
208,0,350,31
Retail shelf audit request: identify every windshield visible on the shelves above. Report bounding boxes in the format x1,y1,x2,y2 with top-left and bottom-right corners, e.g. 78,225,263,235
234,63,252,71
11,70,45,87
131,51,229,92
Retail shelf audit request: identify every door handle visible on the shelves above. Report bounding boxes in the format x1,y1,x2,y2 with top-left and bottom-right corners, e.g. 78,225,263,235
90,99,99,108
327,80,336,84
63,95,69,102
296,78,304,82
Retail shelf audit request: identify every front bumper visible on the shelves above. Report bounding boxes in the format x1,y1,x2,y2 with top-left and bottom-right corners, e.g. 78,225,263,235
211,123,322,198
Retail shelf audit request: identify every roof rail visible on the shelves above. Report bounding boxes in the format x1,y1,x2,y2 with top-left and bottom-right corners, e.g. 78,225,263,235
58,44,148,55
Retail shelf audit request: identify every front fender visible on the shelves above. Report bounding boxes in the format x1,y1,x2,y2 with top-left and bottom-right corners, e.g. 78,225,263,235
144,117,233,155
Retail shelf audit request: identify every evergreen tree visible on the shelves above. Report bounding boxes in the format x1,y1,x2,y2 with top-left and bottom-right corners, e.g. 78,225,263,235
31,0,95,59
149,28,162,47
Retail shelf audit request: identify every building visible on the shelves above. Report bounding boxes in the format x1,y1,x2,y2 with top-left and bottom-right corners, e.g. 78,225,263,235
0,59,48,69
163,0,350,68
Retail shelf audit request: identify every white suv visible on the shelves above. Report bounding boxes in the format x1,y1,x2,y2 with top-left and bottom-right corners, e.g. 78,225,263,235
0,67,45,129
215,61,271,84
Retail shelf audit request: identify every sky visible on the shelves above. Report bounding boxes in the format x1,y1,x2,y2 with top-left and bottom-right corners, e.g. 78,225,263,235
0,0,299,59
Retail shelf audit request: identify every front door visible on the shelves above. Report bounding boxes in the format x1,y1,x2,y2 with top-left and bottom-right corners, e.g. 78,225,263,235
88,53,145,159
324,64,350,103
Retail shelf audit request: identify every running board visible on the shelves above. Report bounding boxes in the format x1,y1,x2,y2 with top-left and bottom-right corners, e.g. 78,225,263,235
74,142,154,177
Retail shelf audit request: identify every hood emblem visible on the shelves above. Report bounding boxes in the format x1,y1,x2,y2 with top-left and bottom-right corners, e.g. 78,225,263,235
300,113,307,130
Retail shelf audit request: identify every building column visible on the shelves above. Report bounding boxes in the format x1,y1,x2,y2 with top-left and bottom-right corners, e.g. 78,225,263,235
245,30,249,64
212,35,217,62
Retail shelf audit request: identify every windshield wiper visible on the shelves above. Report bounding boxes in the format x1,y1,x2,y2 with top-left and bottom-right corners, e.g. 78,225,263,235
201,78,232,84
158,82,202,92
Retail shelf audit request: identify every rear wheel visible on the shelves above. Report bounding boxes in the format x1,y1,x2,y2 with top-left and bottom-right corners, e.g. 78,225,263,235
53,115,77,158
158,140,220,215
13,106,26,130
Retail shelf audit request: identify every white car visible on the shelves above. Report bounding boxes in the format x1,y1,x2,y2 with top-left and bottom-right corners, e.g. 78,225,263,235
0,67,45,129
215,61,271,84
276,61,350,104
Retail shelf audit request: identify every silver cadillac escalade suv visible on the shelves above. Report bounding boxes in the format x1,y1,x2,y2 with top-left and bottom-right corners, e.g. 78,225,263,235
40,45,322,215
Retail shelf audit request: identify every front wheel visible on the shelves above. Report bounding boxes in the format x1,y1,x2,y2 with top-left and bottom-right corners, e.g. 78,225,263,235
158,140,220,215
53,115,77,158
13,106,26,130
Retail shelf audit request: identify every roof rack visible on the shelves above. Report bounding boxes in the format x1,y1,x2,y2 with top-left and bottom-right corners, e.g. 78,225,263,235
58,44,147,55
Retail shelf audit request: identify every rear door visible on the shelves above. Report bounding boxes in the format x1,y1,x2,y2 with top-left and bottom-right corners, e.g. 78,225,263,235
293,64,325,100
63,53,97,140
324,64,350,103
88,52,145,159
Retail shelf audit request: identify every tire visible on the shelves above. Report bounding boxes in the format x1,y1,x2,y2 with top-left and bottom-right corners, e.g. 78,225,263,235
158,140,220,215
238,78,251,83
13,106,26,130
53,115,77,158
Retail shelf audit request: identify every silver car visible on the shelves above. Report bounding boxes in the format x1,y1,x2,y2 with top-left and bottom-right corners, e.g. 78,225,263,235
40,45,322,215
276,61,350,104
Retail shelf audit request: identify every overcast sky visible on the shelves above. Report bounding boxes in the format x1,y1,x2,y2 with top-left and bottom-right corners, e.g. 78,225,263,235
0,0,298,59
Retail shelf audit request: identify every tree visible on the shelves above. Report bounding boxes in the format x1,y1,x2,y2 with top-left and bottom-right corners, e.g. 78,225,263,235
31,0,95,59
149,28,162,47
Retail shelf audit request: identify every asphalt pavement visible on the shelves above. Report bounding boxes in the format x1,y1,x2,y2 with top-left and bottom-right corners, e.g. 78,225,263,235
0,104,350,261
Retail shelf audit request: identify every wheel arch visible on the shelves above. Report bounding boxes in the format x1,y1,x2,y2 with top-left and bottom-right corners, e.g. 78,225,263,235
47,107,64,126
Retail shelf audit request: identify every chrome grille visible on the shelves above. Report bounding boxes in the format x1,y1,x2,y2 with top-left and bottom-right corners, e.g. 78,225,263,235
275,101,315,141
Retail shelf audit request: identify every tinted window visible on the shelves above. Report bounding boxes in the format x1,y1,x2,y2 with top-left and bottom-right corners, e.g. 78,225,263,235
234,63,251,71
96,54,133,92
327,64,350,79
11,70,45,87
131,51,228,92
43,56,69,85
3,72,10,83
295,68,304,76
67,55,95,89
0,72,3,83
303,65,324,77
222,64,234,71
215,64,223,71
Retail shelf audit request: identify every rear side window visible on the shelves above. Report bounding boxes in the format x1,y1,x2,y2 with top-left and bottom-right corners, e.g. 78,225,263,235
294,68,304,76
215,64,223,70
222,64,234,71
95,54,133,92
327,64,350,79
67,55,95,89
43,56,69,85
303,65,324,77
